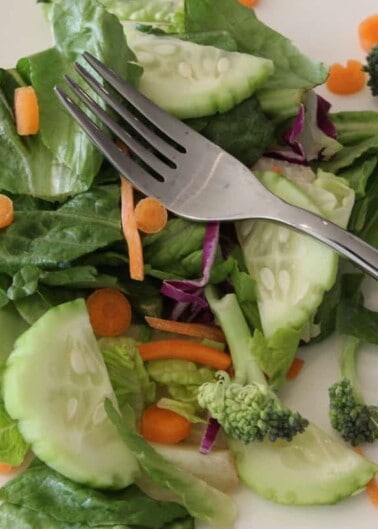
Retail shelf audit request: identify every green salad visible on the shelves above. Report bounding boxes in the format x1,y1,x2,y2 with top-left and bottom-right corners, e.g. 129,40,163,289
0,0,377,527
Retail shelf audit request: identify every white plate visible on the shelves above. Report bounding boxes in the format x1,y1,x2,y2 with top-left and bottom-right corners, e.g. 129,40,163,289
0,2,377,529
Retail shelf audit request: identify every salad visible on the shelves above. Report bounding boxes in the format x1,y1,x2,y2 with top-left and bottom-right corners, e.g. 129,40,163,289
0,0,377,528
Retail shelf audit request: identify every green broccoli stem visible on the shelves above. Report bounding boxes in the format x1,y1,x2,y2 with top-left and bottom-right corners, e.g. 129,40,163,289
204,285,266,386
340,336,364,404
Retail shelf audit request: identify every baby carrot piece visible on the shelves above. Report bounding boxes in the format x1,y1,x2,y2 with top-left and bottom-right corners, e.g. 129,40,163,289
134,197,168,234
120,177,144,281
286,357,305,380
86,287,132,337
359,14,378,52
141,404,191,444
14,86,40,136
326,60,366,95
0,463,13,473
138,339,231,370
145,316,226,343
238,0,259,7
0,194,14,229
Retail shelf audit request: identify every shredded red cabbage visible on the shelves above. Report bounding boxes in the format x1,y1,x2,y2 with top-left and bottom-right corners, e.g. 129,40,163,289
316,95,337,139
161,222,220,319
199,416,221,454
269,92,339,163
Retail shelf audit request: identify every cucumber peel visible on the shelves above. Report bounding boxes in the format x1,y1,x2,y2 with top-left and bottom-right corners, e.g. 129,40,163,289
3,299,140,489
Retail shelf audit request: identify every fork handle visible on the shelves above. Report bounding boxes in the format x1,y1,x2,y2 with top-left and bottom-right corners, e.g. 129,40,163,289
268,202,378,280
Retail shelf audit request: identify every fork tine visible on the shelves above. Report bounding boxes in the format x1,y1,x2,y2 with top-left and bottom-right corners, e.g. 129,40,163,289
64,75,176,180
83,52,195,145
74,61,182,163
54,86,167,198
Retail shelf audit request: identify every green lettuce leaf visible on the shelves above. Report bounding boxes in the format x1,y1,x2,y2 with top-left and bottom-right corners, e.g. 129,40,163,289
98,337,156,421
251,327,301,387
0,402,28,466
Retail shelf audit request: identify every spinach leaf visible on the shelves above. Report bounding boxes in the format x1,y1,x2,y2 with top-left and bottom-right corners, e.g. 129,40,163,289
184,0,328,89
0,186,122,274
0,459,190,528
188,97,275,167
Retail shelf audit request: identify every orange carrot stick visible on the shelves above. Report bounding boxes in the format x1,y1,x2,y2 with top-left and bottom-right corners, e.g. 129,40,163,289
138,339,231,370
141,404,191,444
366,478,378,506
359,14,378,52
144,316,226,343
286,357,305,380
134,197,168,234
86,287,132,337
14,86,40,136
326,60,366,95
353,447,378,506
120,177,144,281
0,194,14,229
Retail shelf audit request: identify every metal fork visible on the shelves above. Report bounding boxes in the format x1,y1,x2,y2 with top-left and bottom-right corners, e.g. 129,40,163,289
54,52,378,280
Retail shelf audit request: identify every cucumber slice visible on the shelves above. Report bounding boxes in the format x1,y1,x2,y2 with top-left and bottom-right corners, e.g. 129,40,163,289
237,171,338,337
124,24,274,119
3,299,139,489
230,423,378,504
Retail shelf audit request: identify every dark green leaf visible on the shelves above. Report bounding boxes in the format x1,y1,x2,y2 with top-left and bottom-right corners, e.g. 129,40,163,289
197,97,275,166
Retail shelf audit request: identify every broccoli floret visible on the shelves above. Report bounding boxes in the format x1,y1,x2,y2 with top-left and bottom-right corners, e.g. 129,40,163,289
328,337,378,446
197,286,309,443
363,45,378,96
198,371,308,442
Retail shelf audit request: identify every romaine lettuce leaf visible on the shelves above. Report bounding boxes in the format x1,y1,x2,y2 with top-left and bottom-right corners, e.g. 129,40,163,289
98,337,156,422
0,459,191,528
0,0,139,200
106,400,237,529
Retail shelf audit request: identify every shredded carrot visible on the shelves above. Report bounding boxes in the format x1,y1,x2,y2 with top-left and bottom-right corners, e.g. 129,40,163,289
0,194,14,229
238,0,259,8
286,357,305,380
367,478,378,506
359,14,378,52
0,463,13,474
270,166,282,174
134,197,168,234
86,287,132,337
138,339,231,370
326,60,366,95
141,404,191,444
14,86,40,136
145,316,225,343
120,177,144,281
353,446,364,455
